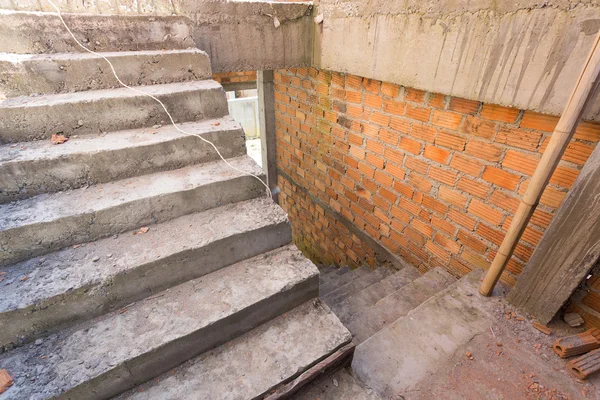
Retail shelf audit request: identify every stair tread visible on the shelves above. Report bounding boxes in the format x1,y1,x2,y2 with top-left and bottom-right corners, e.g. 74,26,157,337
0,117,239,164
319,268,370,296
0,80,221,108
117,300,352,400
0,155,261,231
0,244,318,400
352,270,494,396
332,267,421,322
322,267,392,305
0,197,287,314
346,267,457,343
0,48,206,63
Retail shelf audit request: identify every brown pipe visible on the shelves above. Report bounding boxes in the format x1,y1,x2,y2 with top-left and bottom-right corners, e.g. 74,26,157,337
479,31,600,296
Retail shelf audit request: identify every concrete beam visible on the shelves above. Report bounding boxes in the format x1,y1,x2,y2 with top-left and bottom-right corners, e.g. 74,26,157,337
258,70,278,201
316,1,600,120
222,81,257,92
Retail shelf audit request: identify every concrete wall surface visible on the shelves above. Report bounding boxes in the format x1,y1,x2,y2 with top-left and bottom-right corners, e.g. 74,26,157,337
317,0,600,120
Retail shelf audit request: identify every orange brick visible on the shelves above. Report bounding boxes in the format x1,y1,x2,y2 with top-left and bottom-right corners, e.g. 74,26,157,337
399,197,421,216
405,88,426,103
461,249,491,270
432,110,462,130
449,257,473,276
550,165,579,188
370,112,390,127
426,240,451,263
429,166,458,186
363,78,381,94
482,166,521,190
502,150,539,175
431,215,456,235
520,111,559,132
489,190,519,213
347,104,365,119
465,139,503,162
541,186,567,208
384,147,404,165
411,123,436,143
434,233,461,254
575,121,600,142
348,132,363,146
457,230,487,253
366,139,384,154
366,153,385,169
436,130,466,150
346,90,362,103
438,185,467,208
562,141,594,165
461,116,496,139
399,137,421,155
365,93,383,109
457,177,490,198
412,218,434,238
349,145,366,160
374,170,392,188
379,187,397,204
381,82,400,97
406,105,431,122
477,223,504,246
449,154,483,177
391,205,411,224
496,127,542,151
422,195,448,215
390,117,411,134
345,74,362,89
385,163,405,180
468,199,503,226
405,156,429,175
393,181,414,198
362,123,379,138
379,129,399,146
530,208,553,228
383,99,406,116
409,173,433,193
424,145,450,164
358,161,375,178
428,93,446,109
449,97,480,115
481,104,520,123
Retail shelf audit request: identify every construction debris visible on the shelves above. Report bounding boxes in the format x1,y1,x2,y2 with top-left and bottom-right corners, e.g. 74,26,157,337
51,133,69,145
564,313,585,328
554,328,600,358
0,369,13,394
567,348,600,380
532,321,552,335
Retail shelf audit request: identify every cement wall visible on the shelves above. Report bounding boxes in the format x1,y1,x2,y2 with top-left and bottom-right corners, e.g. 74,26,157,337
316,0,600,120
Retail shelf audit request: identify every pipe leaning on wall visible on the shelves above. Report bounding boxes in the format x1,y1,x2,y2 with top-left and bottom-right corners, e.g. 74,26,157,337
479,31,600,297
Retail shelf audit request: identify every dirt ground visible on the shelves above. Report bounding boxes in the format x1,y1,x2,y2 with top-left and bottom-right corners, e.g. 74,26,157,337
411,290,600,400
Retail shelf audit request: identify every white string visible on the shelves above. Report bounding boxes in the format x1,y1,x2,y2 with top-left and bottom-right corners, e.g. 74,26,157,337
46,0,272,199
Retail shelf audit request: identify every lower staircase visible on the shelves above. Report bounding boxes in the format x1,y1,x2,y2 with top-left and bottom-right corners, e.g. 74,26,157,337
0,10,350,400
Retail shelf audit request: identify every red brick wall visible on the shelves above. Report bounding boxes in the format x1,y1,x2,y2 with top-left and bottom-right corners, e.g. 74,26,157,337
274,67,600,285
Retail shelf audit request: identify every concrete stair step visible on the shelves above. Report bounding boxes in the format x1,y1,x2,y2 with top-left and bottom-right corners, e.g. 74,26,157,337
319,267,371,296
0,49,211,98
322,267,392,306
331,267,422,322
320,265,350,282
0,117,245,203
0,10,195,54
0,80,227,143
0,197,291,349
351,270,494,398
345,267,457,343
0,244,319,400
292,367,382,400
116,300,352,400
0,155,265,266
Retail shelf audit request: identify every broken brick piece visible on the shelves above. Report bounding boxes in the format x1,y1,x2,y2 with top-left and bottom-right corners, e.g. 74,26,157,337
567,348,600,380
554,328,600,358
532,321,552,335
0,369,13,394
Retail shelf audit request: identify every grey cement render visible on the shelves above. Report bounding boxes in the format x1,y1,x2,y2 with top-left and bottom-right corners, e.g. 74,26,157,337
292,367,381,400
0,245,320,400
0,10,195,54
0,80,228,143
317,1,600,119
0,49,211,98
0,156,266,266
0,117,245,202
0,197,291,349
116,299,352,400
352,270,497,398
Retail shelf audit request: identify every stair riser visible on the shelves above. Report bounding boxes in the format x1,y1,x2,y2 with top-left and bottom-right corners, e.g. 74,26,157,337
0,128,245,203
0,175,266,266
0,51,211,98
0,222,292,349
0,11,195,54
58,275,319,400
0,85,228,143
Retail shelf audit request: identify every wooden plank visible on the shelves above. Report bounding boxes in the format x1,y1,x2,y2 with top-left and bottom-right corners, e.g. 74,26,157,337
264,342,355,400
508,143,600,324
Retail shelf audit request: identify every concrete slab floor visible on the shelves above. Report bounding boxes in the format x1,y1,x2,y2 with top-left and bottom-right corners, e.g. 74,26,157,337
409,296,600,400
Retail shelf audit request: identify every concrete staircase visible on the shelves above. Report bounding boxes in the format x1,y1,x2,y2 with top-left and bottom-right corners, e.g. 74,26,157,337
0,10,351,399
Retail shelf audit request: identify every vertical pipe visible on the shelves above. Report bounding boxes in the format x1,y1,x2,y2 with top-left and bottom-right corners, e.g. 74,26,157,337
479,32,600,296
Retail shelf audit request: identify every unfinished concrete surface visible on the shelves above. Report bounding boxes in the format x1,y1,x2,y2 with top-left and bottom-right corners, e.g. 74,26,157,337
291,367,381,400
317,0,600,120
